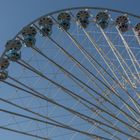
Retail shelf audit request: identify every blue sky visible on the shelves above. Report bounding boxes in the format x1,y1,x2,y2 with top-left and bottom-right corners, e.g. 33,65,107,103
0,0,140,55
0,0,140,140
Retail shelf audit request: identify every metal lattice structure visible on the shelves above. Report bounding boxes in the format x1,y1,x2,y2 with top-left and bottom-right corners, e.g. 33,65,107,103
0,7,140,140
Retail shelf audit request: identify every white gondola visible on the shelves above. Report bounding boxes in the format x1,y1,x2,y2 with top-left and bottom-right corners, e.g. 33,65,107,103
0,70,8,80
22,26,37,47
5,40,22,51
57,12,71,30
0,58,9,70
116,15,129,32
135,23,140,36
96,11,109,29
76,10,89,28
38,17,53,36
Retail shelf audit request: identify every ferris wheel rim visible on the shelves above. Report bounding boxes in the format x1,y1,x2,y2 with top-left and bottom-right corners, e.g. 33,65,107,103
1,6,140,60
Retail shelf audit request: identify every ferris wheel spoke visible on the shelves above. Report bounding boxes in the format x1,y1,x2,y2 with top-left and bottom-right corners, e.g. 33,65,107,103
1,93,139,140
18,55,140,129
0,92,111,140
2,81,138,139
33,24,139,126
63,74,125,132
12,59,140,133
9,66,130,136
98,26,140,108
28,46,118,109
99,26,140,85
33,23,117,111
0,82,79,128
112,120,140,140
0,108,106,139
128,122,140,140
3,60,140,138
1,80,108,139
76,27,140,123
34,24,140,124
50,18,140,120
17,26,140,139
70,14,140,115
69,12,126,86
0,126,50,140
132,27,140,46
81,27,123,85
74,18,136,92
116,27,140,80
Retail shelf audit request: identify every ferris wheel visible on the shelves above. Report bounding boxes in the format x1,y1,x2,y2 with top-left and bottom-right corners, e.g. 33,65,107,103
0,7,140,140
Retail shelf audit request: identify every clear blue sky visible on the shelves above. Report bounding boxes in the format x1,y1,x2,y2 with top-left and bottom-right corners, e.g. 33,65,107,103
0,0,140,140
